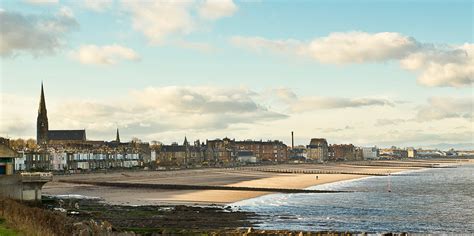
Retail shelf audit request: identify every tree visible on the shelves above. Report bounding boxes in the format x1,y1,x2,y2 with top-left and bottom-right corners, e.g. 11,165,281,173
9,138,26,150
150,140,163,149
131,137,142,143
26,139,39,149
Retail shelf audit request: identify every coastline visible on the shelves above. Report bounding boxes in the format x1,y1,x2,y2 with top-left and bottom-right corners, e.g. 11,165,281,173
232,162,474,234
42,159,471,206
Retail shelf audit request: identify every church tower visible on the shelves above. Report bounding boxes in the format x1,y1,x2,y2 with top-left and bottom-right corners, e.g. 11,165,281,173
37,82,49,145
116,128,120,143
183,136,189,146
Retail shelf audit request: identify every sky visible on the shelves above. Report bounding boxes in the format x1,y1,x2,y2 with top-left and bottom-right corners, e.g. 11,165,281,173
0,0,473,149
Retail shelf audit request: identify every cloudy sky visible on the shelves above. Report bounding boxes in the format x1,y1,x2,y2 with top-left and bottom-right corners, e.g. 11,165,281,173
0,0,472,148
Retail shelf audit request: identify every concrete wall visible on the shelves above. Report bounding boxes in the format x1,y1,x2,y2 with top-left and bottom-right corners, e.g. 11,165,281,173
0,175,23,200
0,175,46,202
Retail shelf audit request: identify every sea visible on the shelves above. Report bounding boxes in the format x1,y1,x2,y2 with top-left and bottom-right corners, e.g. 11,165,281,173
233,164,474,234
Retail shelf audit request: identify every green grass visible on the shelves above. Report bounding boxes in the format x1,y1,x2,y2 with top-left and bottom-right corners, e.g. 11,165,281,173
0,218,19,236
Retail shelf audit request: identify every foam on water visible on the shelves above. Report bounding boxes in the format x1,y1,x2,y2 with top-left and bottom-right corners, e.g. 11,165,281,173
235,164,474,233
46,194,102,200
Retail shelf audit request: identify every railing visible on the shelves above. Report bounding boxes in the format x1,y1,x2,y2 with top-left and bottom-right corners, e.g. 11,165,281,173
20,172,53,182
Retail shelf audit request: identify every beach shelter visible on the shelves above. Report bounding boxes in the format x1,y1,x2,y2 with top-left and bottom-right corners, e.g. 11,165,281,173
0,143,17,175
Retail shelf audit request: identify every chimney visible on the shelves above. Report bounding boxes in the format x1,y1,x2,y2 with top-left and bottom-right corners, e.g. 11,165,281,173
291,131,294,149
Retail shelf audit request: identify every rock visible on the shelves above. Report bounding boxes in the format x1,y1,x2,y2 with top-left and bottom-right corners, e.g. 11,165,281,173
247,227,254,233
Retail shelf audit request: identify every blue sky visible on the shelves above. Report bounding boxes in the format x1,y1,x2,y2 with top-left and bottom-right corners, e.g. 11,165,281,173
0,0,472,148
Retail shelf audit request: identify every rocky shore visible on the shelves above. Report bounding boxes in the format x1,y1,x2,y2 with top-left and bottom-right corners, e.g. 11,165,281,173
40,196,412,235
42,196,258,234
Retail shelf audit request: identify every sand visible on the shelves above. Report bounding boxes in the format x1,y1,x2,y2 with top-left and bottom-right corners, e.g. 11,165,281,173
42,159,471,205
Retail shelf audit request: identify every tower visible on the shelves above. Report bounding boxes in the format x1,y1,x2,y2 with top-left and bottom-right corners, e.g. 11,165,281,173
291,131,294,149
183,136,189,146
116,128,120,143
37,82,49,145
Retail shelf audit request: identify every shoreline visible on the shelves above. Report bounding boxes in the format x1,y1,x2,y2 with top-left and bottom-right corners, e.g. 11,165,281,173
42,159,473,206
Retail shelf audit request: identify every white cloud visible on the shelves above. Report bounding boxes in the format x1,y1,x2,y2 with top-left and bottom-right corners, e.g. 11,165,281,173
84,0,113,11
270,88,394,112
230,36,301,55
272,88,298,102
2,88,472,147
416,97,473,121
122,0,238,45
290,97,394,112
231,32,418,64
131,86,267,114
24,0,58,4
198,0,237,20
40,86,286,139
58,6,74,18
0,86,286,140
375,118,407,126
71,44,140,65
0,93,37,137
305,32,418,64
400,44,473,87
122,1,195,45
0,9,78,57
231,32,472,88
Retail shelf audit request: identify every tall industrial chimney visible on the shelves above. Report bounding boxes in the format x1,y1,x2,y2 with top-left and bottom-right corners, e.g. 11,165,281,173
291,131,294,149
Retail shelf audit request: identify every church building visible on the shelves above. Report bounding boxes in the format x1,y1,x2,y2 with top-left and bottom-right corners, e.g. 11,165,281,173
36,83,87,145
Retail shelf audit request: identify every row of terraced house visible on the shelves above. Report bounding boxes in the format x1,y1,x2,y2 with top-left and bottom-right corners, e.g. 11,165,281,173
153,137,288,167
6,136,289,172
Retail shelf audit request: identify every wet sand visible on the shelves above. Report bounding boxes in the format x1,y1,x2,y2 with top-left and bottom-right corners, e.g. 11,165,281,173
42,159,471,205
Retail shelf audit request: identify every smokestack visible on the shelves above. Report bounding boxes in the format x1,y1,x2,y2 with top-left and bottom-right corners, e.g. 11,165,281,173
291,131,294,149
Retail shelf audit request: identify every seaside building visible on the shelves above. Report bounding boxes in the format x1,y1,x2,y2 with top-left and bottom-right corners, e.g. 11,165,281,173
407,147,417,158
306,138,328,162
0,138,17,175
236,151,257,163
154,138,205,167
23,150,51,171
362,147,379,160
204,138,288,165
379,147,408,159
0,138,53,202
26,83,152,172
235,139,288,163
329,144,356,161
14,150,26,172
206,138,236,165
289,145,307,163
416,149,445,158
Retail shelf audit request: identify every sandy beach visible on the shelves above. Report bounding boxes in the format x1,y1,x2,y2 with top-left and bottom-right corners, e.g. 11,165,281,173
42,159,472,205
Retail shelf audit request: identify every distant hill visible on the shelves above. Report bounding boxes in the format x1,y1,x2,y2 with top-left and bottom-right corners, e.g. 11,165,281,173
420,143,474,151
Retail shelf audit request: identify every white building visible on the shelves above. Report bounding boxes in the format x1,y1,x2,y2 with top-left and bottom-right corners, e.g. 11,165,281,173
50,150,67,171
362,147,378,160
15,151,26,171
407,147,416,158
237,151,257,163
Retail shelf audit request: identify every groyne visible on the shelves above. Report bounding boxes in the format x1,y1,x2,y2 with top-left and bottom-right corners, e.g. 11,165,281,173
58,180,352,194
234,167,389,176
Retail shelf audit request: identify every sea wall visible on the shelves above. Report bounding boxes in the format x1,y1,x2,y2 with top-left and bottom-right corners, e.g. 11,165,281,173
0,175,23,200
0,174,51,201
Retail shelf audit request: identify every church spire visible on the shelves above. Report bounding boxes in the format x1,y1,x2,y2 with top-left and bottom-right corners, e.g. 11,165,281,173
37,82,49,145
116,128,120,143
183,136,189,146
38,81,47,115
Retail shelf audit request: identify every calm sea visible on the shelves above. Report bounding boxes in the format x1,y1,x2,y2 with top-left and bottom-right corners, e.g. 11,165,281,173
233,164,474,234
